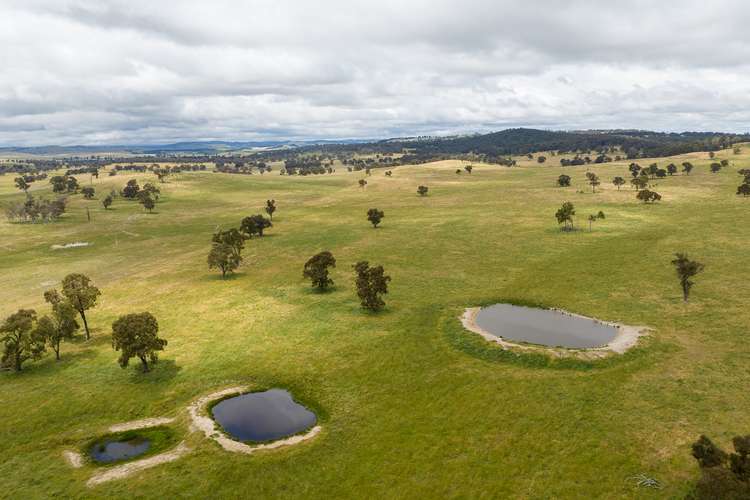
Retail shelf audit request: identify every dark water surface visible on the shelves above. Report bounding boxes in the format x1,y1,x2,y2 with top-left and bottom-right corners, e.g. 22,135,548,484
474,303,618,348
211,389,317,443
89,438,151,463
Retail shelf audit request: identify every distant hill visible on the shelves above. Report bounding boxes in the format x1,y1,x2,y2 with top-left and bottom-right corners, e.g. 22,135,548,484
361,128,750,158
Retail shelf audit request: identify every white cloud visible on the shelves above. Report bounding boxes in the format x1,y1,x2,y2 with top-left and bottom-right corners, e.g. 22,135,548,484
1,0,749,145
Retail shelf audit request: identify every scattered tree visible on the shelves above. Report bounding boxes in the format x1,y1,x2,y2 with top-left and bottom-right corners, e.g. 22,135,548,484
122,179,140,199
464,165,473,174
358,179,367,189
81,186,95,199
586,172,600,193
682,162,694,175
628,163,642,178
666,163,678,175
710,162,722,174
303,251,336,290
208,243,241,278
240,214,272,237
537,156,546,164
417,185,429,196
631,177,648,191
587,211,605,231
636,189,662,203
738,183,750,197
14,177,30,192
0,309,45,372
557,174,571,187
111,312,167,373
455,169,461,175
555,201,575,231
103,194,113,209
353,261,391,311
367,208,384,228
265,199,276,220
61,273,100,340
612,176,626,190
37,290,79,361
671,253,704,302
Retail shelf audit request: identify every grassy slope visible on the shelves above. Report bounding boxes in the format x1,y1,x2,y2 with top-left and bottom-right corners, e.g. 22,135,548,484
0,149,748,498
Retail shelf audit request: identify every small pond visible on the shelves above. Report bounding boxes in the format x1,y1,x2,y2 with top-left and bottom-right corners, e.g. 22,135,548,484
211,389,317,443
89,437,151,463
474,303,618,349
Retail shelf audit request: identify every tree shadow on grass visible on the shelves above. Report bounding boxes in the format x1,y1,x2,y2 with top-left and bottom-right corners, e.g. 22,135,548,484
200,271,247,282
126,358,181,384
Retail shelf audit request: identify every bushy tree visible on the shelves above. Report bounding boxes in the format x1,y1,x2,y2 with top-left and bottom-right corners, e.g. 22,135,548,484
0,309,45,372
14,177,30,192
682,162,694,175
209,229,244,278
537,156,546,164
738,183,750,197
667,163,678,175
671,253,704,302
358,179,367,189
240,214,272,237
612,176,625,190
455,169,461,175
690,434,750,499
111,312,166,373
417,185,429,196
710,162,722,173
122,179,140,199
303,251,336,290
139,194,156,213
636,189,662,203
555,201,575,231
61,273,100,340
103,194,113,209
628,163,642,178
353,261,391,311
37,290,79,361
464,165,473,174
81,186,95,199
367,208,384,228
265,199,276,220
557,174,571,187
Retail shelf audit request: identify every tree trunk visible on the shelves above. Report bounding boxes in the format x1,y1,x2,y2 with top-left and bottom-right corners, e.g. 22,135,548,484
14,351,21,372
140,355,150,372
80,308,90,340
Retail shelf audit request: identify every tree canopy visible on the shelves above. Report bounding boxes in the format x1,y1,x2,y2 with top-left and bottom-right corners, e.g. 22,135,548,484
111,312,167,373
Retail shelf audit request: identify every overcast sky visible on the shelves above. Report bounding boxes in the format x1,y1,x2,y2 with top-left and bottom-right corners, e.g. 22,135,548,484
1,0,750,146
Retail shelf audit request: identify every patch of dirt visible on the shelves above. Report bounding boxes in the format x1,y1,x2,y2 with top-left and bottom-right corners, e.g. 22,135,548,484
86,442,189,487
188,386,322,455
461,306,648,359
63,450,84,468
108,417,174,433
51,242,91,250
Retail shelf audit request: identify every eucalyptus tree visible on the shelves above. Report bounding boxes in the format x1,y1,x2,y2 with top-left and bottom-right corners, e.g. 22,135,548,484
111,312,167,373
0,309,45,372
353,261,391,311
303,251,336,290
671,253,704,302
555,201,575,231
61,273,101,340
612,176,625,190
367,208,384,228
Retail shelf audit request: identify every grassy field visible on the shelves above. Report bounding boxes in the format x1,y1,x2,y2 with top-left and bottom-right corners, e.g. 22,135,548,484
0,148,748,498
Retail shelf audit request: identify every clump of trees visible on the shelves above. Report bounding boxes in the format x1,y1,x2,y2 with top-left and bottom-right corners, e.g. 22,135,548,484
690,434,750,498
111,312,167,373
557,174,571,187
555,201,575,231
50,175,79,194
208,229,245,278
636,189,662,203
353,261,391,311
367,208,384,228
671,253,704,302
5,196,67,223
303,251,336,290
122,179,140,199
417,185,429,196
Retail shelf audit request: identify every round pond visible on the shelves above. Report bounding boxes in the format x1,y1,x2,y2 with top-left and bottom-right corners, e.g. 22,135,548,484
211,389,317,443
473,303,618,349
89,437,151,464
